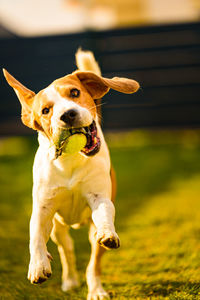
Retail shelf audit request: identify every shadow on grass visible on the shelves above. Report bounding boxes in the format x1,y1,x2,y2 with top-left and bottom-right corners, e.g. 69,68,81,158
109,280,200,299
138,280,200,297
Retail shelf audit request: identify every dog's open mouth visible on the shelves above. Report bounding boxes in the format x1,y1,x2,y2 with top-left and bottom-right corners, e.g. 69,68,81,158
55,120,101,158
81,120,101,156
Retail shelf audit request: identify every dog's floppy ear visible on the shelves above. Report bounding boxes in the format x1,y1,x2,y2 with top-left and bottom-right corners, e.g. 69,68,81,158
75,71,140,99
3,69,37,129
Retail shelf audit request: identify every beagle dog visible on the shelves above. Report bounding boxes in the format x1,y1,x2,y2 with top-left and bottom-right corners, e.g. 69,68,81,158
3,50,139,300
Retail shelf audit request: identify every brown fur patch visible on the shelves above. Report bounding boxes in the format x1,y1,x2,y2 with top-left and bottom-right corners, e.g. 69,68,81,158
110,166,117,203
53,74,97,118
29,73,98,138
32,90,54,138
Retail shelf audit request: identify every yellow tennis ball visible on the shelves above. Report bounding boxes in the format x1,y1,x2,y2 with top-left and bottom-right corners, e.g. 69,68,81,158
53,129,71,148
63,133,87,154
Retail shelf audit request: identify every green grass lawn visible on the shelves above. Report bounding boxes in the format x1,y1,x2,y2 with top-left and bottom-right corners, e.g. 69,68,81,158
1,130,200,299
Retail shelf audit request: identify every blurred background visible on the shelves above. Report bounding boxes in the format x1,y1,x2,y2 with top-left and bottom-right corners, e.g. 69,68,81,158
0,0,200,133
1,1,200,299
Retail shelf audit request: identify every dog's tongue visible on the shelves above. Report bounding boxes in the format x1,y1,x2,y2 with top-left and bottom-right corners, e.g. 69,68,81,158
81,121,101,156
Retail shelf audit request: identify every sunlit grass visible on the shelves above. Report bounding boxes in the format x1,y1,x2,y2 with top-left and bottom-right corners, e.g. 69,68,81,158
0,130,200,299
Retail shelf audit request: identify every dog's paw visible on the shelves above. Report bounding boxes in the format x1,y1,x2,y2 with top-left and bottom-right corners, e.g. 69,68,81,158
87,289,110,300
28,254,52,284
96,230,120,250
61,276,80,292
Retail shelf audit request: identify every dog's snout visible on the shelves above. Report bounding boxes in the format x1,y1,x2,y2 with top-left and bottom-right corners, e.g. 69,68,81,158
60,109,78,126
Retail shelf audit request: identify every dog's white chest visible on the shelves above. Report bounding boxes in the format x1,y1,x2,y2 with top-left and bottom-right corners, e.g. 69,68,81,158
33,142,94,225
54,187,90,225
33,131,111,226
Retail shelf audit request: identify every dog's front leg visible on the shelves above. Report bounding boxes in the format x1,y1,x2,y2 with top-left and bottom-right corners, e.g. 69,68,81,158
87,195,120,250
28,201,55,284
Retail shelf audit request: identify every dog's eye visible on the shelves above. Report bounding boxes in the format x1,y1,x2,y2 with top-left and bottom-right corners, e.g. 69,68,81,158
42,107,50,114
70,88,80,98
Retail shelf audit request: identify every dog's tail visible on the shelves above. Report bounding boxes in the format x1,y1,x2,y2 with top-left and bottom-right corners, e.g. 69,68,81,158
75,48,101,76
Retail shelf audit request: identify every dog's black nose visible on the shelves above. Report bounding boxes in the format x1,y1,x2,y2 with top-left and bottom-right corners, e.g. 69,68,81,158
60,109,78,126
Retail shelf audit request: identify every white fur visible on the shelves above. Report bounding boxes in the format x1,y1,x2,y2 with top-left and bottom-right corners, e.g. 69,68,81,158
28,82,119,299
44,85,93,131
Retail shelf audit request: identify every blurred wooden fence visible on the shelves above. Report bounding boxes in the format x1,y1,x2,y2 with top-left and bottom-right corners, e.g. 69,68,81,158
0,22,200,135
